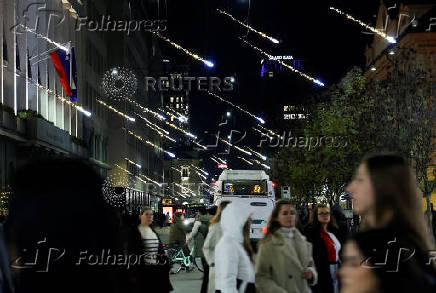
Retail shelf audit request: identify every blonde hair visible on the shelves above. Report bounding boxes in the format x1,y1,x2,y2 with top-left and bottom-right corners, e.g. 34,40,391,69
210,200,231,226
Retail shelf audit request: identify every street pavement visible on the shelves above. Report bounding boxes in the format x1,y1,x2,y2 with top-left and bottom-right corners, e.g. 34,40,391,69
156,227,203,293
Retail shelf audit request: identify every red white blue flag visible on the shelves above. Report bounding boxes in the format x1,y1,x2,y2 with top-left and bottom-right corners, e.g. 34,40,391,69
49,47,78,102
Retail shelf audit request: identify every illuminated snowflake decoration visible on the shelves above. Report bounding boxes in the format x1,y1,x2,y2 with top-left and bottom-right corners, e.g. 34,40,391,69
102,67,137,101
102,172,133,209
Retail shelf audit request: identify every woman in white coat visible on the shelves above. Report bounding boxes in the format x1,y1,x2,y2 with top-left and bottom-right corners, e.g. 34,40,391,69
214,202,255,293
256,199,318,293
203,201,231,293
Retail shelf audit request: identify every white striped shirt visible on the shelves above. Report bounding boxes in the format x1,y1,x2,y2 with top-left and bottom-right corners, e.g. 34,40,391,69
138,225,159,264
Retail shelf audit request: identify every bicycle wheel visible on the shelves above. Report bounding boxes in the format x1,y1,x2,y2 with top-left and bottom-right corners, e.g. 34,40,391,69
193,257,204,272
170,262,183,274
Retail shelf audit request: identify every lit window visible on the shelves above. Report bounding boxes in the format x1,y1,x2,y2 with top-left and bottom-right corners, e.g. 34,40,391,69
176,104,179,109
171,116,174,121
170,97,174,103
181,97,183,103
284,106,288,111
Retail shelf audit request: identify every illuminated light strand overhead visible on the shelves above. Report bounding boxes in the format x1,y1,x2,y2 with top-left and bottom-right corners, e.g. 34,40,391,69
18,24,70,52
126,97,166,120
171,167,182,174
238,156,254,165
216,9,279,44
136,114,176,142
151,31,214,67
138,173,162,187
245,146,267,160
212,156,227,164
251,158,271,170
97,99,135,121
174,183,196,197
255,124,282,138
210,157,221,164
206,91,265,124
165,121,197,139
165,106,188,121
190,164,209,176
196,171,207,180
252,127,274,140
239,38,325,87
175,192,188,199
329,7,397,44
30,78,91,116
114,164,148,184
125,129,176,158
218,137,253,156
159,108,187,123
193,140,208,150
125,157,142,169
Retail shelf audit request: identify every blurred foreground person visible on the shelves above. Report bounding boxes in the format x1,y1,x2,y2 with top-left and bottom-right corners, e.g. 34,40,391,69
203,201,231,293
168,212,191,255
215,202,255,293
305,204,342,293
0,223,14,293
256,199,317,293
4,159,134,293
128,207,172,293
340,154,436,293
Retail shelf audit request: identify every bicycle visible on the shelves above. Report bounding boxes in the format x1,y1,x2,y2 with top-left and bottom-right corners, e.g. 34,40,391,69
164,245,204,274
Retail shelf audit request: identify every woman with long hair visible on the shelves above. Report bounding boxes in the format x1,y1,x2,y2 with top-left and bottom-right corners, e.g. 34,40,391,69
305,204,341,293
215,202,255,293
203,200,231,293
256,199,317,293
339,153,436,293
128,207,172,293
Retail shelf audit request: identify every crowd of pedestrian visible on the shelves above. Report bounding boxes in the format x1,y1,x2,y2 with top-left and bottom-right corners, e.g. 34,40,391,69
1,153,436,293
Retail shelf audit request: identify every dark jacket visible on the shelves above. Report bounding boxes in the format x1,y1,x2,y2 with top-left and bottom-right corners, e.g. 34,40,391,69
351,220,436,293
169,217,190,246
127,225,172,293
304,224,341,293
0,224,14,293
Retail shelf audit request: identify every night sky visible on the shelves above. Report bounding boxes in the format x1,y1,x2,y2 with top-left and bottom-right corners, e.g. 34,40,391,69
142,0,387,174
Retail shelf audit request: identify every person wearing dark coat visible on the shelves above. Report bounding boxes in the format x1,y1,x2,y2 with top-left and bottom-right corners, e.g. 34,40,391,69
304,205,342,293
0,224,14,293
127,208,172,293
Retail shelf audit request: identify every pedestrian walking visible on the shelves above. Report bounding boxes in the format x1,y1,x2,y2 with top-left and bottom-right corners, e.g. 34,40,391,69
255,199,317,293
128,207,172,293
304,205,342,293
215,202,255,293
340,153,436,293
186,207,210,293
203,201,231,293
168,212,191,255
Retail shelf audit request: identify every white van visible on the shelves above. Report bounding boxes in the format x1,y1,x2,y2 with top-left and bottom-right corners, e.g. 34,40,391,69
213,170,275,241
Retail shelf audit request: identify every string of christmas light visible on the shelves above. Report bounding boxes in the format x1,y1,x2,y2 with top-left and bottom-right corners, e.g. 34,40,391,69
251,158,271,170
136,113,176,142
102,67,137,102
125,157,142,169
138,173,162,187
125,129,176,158
210,157,221,164
252,127,274,140
216,9,279,44
126,97,166,120
151,31,214,67
17,24,70,52
97,99,135,121
206,91,265,124
196,171,207,181
329,7,397,44
165,106,188,121
174,183,196,197
212,155,227,164
193,140,208,150
114,164,148,185
190,164,209,176
218,137,253,156
238,156,254,165
255,124,282,139
102,173,130,208
239,38,325,87
26,76,91,117
171,167,182,174
165,121,197,139
245,146,267,160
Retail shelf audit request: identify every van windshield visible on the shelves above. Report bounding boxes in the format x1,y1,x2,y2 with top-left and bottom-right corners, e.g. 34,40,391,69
222,180,267,196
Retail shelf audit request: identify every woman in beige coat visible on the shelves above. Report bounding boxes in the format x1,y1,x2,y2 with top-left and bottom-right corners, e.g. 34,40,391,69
256,199,318,293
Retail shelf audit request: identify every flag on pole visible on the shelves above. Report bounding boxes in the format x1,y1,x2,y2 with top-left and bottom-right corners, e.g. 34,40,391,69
49,47,78,102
